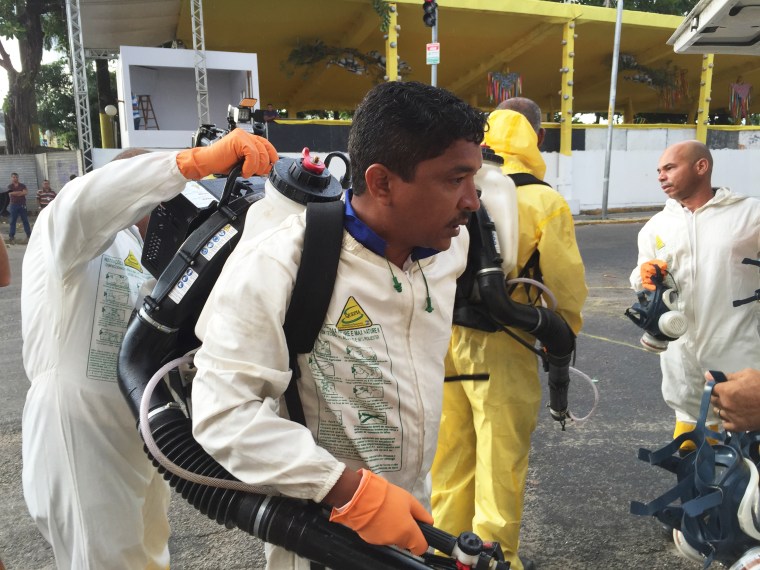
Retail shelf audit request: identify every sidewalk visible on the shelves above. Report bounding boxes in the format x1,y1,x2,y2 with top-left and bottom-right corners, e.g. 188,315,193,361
573,205,659,226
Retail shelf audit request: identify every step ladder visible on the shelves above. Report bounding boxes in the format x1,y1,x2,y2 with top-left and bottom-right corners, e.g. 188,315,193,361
137,95,159,130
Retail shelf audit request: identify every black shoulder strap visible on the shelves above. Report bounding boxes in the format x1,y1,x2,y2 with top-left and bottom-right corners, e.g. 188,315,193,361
507,172,552,188
282,199,344,425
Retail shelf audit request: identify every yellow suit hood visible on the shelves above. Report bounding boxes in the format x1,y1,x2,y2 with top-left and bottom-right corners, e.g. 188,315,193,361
483,110,546,180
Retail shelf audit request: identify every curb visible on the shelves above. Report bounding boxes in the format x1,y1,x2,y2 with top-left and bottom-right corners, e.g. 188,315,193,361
573,216,653,226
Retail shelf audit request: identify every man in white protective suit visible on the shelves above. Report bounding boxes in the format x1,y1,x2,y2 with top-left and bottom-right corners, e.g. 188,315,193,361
191,80,487,569
20,130,277,569
631,140,760,450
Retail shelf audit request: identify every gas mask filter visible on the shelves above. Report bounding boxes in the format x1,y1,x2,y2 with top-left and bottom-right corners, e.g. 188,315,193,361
625,266,687,353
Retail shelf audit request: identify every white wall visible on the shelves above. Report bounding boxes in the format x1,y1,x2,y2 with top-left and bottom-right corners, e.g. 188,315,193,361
116,46,259,150
546,126,760,212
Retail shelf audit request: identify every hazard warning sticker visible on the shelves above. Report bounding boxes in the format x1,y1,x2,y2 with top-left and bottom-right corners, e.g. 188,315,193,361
123,250,143,272
200,224,238,261
337,296,373,330
168,267,199,304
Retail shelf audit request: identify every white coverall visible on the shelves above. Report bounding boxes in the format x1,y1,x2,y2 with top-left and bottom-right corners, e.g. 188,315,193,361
431,110,587,570
630,188,760,426
21,152,190,569
192,206,468,570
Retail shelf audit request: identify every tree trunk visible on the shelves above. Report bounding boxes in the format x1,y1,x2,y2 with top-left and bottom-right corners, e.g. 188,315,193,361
6,77,37,153
3,0,45,154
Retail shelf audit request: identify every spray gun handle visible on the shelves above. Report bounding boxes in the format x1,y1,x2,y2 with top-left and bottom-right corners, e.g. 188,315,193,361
219,163,244,209
419,522,457,556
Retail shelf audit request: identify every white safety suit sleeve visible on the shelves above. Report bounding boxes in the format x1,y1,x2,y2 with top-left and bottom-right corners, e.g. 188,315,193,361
630,220,658,291
41,152,185,277
192,217,346,503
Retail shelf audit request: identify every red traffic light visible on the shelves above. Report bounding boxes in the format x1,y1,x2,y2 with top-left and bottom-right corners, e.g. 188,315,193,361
422,0,437,27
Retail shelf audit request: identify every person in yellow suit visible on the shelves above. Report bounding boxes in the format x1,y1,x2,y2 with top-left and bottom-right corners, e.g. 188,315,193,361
431,97,587,570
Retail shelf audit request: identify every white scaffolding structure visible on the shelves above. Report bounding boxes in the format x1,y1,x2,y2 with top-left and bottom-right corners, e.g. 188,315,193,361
191,0,210,125
65,0,94,173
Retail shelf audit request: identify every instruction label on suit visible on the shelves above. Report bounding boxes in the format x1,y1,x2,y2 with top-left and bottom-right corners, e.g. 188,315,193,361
86,251,147,381
311,297,403,473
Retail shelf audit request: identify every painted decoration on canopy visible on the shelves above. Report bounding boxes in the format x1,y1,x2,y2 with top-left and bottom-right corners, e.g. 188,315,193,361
618,54,689,110
283,40,411,82
730,77,752,124
487,72,522,104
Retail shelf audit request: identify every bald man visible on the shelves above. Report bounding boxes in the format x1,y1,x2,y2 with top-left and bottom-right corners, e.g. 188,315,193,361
630,140,760,447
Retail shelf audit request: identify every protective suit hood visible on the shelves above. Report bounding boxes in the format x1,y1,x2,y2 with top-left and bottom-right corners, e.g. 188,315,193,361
664,186,743,213
483,109,546,180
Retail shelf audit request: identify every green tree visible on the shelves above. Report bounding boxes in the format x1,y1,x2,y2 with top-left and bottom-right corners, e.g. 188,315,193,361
0,0,67,154
35,56,113,148
552,0,698,15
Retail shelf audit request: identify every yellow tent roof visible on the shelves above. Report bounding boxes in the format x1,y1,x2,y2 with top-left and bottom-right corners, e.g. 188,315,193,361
81,0,760,118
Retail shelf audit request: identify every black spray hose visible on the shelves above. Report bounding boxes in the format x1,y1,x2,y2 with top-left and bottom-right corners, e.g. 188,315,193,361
117,195,507,569
119,310,444,570
469,204,575,425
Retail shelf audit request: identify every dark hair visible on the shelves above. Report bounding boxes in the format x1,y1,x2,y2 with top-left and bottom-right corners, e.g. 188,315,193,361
348,81,486,195
11,172,17,177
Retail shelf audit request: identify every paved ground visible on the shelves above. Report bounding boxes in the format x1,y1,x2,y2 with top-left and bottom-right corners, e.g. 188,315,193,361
0,212,712,569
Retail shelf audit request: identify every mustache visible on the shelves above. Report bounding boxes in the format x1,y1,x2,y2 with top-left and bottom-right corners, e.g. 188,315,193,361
452,211,472,226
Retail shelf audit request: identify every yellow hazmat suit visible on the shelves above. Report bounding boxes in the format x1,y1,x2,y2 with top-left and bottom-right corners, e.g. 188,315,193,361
431,110,587,569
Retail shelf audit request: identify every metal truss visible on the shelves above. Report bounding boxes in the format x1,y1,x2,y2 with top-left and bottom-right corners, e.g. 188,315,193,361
191,0,210,125
85,48,119,60
66,0,94,172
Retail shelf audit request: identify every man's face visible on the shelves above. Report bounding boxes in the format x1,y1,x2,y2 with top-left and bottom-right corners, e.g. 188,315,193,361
387,139,481,253
11,174,18,184
657,145,702,203
42,181,50,190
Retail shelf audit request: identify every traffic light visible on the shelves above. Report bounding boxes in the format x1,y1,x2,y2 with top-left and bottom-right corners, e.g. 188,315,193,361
422,0,437,27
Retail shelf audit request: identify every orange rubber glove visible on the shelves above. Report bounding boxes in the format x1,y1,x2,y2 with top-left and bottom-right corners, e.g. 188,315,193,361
176,128,279,179
640,259,668,291
329,469,432,555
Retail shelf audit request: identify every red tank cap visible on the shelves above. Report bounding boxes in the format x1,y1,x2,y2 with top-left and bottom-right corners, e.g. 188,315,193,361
301,147,325,174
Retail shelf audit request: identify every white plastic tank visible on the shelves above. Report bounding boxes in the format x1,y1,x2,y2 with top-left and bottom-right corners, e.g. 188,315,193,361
475,145,518,275
241,148,345,240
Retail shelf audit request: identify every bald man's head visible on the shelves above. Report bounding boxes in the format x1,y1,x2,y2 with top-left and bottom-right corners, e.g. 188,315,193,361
657,140,715,210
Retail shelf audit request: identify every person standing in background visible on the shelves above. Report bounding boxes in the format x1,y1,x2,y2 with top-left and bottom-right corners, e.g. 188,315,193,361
263,103,280,122
7,172,32,244
36,180,56,211
431,97,587,570
132,93,142,130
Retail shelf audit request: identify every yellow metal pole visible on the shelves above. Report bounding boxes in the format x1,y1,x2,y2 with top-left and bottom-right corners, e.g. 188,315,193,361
696,54,714,143
385,3,399,82
624,98,635,124
559,20,576,156
100,113,114,149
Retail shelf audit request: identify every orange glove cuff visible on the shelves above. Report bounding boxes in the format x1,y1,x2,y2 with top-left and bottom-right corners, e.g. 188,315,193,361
329,469,432,555
176,128,278,179
640,259,668,291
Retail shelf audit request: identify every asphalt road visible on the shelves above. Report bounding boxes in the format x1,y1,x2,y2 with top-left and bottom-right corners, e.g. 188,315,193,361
0,220,702,569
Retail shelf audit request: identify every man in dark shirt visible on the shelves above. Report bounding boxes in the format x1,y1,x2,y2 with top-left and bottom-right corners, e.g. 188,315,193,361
8,172,31,243
262,104,280,122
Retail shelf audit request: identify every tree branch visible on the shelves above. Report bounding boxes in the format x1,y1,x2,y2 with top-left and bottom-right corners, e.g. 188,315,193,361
0,37,18,74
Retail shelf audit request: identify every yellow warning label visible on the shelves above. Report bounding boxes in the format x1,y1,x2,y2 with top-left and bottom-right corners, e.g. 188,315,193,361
337,296,373,330
124,250,143,272
655,235,665,250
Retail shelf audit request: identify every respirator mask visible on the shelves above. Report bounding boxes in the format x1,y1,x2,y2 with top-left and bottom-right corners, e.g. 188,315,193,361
625,265,687,353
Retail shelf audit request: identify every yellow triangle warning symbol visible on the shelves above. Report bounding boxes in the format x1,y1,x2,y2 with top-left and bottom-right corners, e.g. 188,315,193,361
655,235,665,250
124,250,143,272
337,296,373,330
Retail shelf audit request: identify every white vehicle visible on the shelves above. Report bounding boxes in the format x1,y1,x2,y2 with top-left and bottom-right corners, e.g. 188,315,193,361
669,0,760,54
